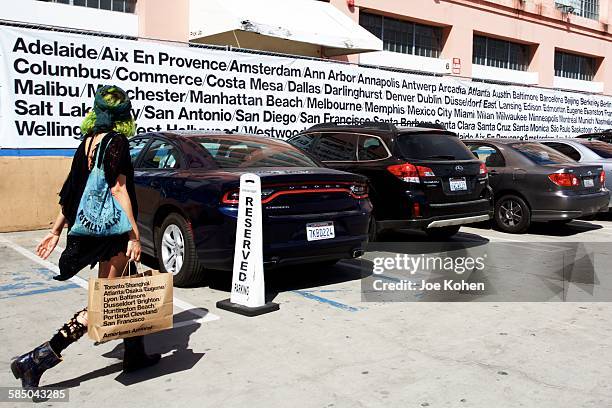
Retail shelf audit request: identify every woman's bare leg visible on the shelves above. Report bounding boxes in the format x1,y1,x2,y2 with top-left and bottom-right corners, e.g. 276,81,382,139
98,252,130,279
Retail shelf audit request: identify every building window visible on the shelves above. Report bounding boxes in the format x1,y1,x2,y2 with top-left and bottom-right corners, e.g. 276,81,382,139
473,35,529,71
555,0,599,20
38,0,136,13
359,12,442,58
554,51,596,81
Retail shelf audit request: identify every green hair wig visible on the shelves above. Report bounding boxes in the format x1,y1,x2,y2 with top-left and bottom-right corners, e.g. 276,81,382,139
80,86,136,138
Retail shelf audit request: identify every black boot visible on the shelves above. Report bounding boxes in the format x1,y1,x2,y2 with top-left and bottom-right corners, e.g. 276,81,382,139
10,342,62,388
122,336,161,373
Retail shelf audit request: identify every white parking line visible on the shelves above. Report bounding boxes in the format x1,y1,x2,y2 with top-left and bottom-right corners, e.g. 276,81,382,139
0,236,220,328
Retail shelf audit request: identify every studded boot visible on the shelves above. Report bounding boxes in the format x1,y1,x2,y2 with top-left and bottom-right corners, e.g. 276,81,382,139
11,308,87,388
10,342,62,388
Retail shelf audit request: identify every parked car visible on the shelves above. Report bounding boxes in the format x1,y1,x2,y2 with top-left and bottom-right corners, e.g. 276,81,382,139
128,131,372,286
576,129,612,144
541,139,612,209
288,122,493,240
464,139,609,233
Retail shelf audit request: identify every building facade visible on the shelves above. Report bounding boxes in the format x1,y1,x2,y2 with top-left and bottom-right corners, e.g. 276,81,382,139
345,0,612,95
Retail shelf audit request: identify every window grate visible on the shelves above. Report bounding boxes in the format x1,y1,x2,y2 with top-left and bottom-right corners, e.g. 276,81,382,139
555,0,599,20
359,12,442,58
554,51,596,81
37,0,136,13
472,35,529,71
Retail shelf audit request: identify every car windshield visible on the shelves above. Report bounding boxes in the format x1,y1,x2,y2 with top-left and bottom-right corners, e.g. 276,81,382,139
396,133,476,160
510,142,575,165
193,136,318,168
580,141,612,158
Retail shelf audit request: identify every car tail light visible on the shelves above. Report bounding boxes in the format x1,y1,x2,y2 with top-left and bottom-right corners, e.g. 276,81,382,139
222,189,275,204
413,202,421,217
479,163,488,176
261,189,274,198
548,173,579,187
600,170,606,185
221,190,240,204
387,163,435,183
418,166,435,177
222,183,369,204
350,183,369,199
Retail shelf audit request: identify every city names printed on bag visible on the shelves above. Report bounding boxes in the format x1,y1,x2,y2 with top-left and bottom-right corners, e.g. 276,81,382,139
100,280,165,331
1,27,612,149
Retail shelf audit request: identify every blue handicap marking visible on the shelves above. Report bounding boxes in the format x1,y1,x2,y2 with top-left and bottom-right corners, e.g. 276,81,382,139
0,268,79,299
292,289,364,312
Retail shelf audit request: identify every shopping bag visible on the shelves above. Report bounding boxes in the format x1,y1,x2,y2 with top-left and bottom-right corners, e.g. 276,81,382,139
69,135,132,237
87,265,173,343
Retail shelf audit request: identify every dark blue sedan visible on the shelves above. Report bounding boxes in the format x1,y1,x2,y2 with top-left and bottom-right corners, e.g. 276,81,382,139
128,131,372,286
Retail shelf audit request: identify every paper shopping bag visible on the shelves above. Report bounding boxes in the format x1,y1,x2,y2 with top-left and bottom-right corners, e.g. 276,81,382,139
87,268,173,343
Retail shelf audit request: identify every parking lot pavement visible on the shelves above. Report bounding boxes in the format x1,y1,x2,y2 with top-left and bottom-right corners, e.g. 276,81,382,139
1,220,612,408
460,217,612,243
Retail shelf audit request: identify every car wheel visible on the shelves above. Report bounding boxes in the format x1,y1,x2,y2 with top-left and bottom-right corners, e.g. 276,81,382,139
156,213,203,287
425,225,461,239
494,195,531,234
368,215,379,242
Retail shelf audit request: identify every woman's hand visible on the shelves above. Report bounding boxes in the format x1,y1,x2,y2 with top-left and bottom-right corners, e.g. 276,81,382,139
36,232,60,260
126,239,141,262
37,211,66,260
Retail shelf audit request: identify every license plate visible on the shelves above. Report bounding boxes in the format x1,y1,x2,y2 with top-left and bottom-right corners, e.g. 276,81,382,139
306,222,335,241
449,177,467,192
584,178,594,188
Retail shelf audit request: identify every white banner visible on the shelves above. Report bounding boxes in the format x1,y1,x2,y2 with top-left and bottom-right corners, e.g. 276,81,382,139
1,26,611,149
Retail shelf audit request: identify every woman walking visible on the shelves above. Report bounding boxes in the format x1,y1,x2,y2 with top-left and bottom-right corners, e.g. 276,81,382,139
11,85,160,388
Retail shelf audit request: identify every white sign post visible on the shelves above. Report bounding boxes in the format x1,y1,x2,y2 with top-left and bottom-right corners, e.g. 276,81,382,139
216,173,279,316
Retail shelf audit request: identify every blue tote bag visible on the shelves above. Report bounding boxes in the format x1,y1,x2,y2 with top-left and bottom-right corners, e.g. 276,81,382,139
69,138,133,237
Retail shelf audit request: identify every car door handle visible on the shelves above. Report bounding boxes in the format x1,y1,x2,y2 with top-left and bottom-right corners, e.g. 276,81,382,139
489,170,499,175
150,180,161,188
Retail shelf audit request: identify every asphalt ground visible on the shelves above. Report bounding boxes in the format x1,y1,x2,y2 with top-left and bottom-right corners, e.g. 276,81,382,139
1,218,612,407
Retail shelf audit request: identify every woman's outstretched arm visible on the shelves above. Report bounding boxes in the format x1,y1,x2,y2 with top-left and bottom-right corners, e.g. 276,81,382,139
111,174,141,262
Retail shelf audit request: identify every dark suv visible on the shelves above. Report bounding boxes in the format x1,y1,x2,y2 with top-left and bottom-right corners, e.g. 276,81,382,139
288,122,493,240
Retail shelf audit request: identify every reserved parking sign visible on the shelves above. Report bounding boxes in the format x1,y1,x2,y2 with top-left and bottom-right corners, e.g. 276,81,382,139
229,173,265,308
